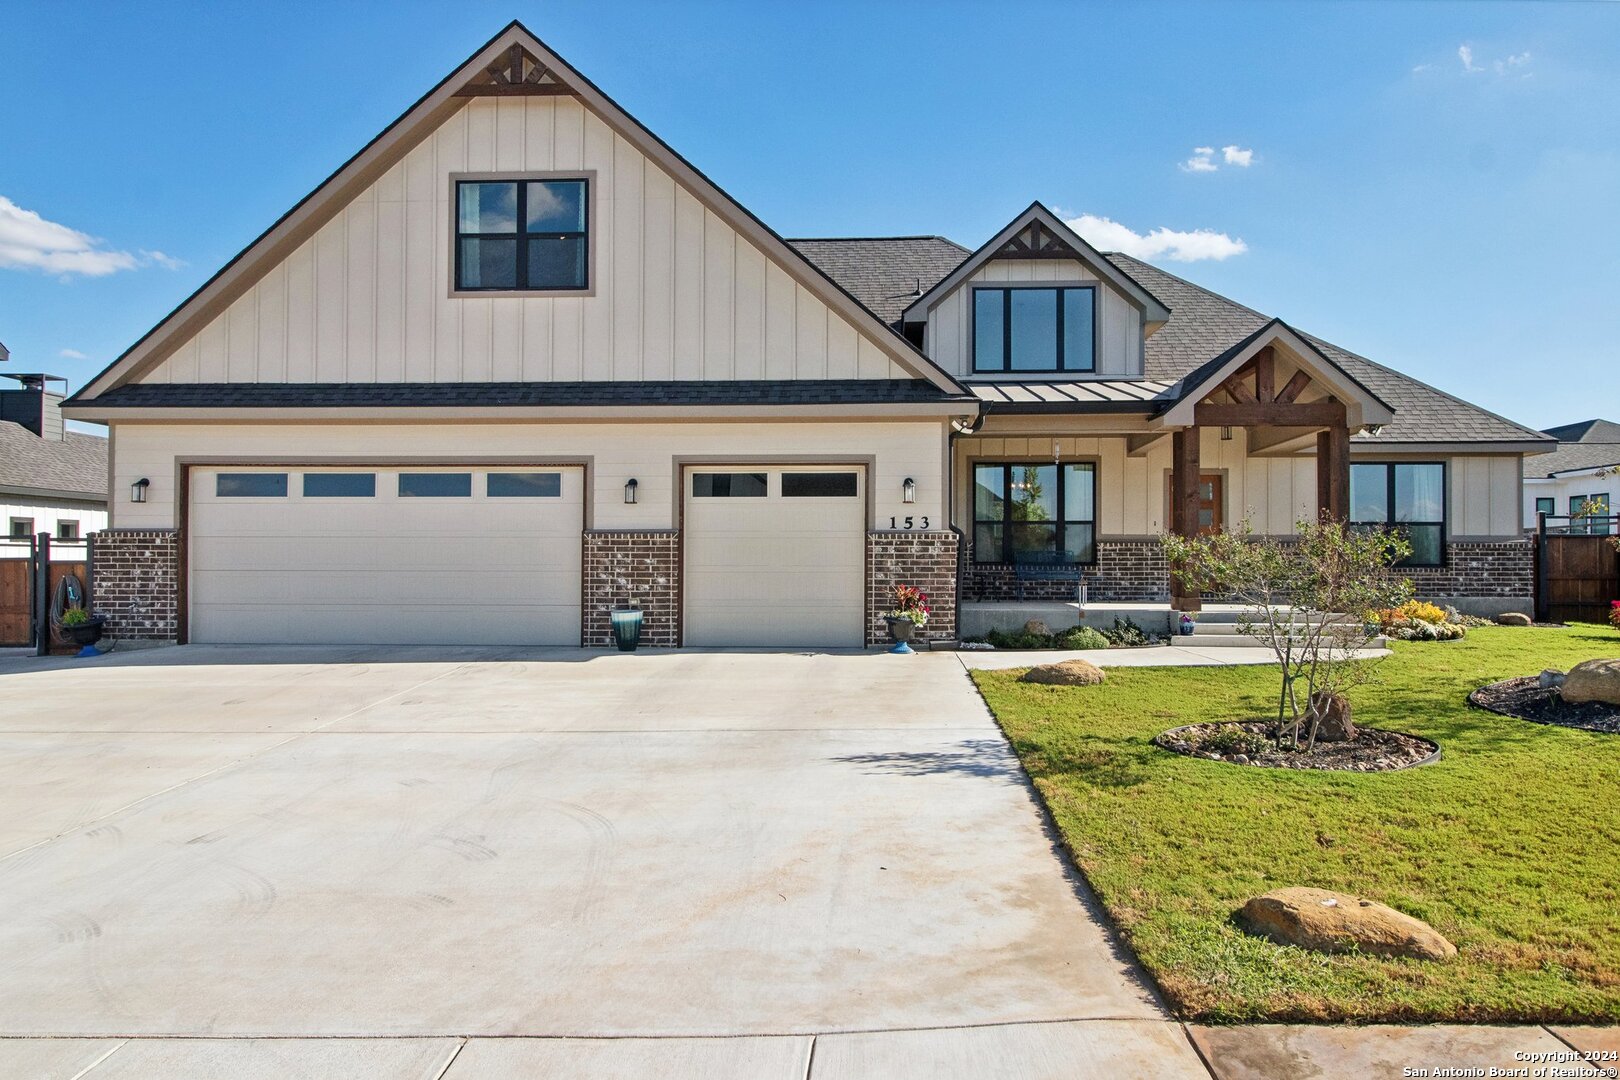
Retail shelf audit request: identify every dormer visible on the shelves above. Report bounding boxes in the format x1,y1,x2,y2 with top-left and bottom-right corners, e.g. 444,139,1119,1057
901,203,1169,380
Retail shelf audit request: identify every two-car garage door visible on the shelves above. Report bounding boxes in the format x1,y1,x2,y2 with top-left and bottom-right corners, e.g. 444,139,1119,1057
189,466,583,645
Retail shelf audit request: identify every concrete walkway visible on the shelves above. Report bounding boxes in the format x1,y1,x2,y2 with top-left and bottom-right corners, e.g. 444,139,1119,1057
0,645,1609,1078
955,642,1390,670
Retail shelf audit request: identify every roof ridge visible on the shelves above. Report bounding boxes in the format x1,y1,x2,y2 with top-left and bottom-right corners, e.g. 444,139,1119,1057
786,235,970,251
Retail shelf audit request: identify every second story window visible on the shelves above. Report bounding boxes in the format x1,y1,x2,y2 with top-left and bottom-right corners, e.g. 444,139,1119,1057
455,178,588,292
973,285,1095,373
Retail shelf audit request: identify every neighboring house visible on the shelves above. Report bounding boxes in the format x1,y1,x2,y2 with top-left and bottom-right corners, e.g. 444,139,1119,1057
1523,419,1620,535
63,23,1551,648
1,370,108,556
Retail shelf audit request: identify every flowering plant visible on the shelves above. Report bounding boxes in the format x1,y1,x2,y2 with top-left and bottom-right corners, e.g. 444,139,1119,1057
1609,600,1620,632
884,584,931,628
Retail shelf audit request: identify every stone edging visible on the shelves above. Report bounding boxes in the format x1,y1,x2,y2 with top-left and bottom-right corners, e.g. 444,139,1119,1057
1154,721,1442,771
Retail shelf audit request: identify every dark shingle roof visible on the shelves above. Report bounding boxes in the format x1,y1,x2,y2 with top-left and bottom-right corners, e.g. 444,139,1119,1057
787,237,969,328
1102,255,1550,447
86,380,966,410
1524,442,1620,478
1542,419,1620,443
0,423,107,499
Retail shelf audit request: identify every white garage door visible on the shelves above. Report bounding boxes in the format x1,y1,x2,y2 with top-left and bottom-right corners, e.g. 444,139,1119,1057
683,466,865,648
189,466,583,645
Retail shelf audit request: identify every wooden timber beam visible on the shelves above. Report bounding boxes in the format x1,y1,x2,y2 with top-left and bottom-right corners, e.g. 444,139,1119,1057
1254,346,1275,402
1170,427,1202,612
455,82,574,97
1126,430,1173,456
1316,425,1350,521
1276,369,1313,404
1193,400,1346,428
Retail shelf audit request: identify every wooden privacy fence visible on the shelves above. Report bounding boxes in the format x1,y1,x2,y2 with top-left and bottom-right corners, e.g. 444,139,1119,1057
1535,514,1620,624
0,534,90,652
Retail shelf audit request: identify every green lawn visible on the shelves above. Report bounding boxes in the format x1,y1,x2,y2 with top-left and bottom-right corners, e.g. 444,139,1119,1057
972,625,1620,1024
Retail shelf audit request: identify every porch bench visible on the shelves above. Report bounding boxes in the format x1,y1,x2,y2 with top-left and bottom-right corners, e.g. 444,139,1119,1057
1013,551,1086,602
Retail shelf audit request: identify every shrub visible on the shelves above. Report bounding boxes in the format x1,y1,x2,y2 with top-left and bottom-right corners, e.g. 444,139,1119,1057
1100,617,1153,647
1609,601,1620,631
1203,726,1269,757
59,608,90,627
1377,600,1447,628
1058,625,1110,651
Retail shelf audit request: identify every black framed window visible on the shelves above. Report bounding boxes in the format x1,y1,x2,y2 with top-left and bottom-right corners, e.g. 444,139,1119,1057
972,462,1096,564
455,179,588,291
1535,497,1555,519
972,286,1095,373
1569,493,1611,536
1350,462,1445,567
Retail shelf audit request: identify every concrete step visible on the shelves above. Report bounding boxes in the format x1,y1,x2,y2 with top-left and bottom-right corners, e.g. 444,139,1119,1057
1171,632,1387,649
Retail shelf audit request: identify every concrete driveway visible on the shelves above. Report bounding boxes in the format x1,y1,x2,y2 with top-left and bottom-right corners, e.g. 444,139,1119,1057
0,646,1207,1078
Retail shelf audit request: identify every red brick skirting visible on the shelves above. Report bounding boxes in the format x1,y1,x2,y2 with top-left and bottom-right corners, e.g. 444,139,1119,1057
582,530,679,647
866,531,959,646
89,529,180,642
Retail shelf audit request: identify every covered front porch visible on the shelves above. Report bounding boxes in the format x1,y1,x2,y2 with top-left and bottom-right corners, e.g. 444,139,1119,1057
953,321,1395,613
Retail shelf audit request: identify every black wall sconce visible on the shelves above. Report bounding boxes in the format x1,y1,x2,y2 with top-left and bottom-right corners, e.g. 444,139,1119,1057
131,477,150,504
624,478,638,505
902,477,916,504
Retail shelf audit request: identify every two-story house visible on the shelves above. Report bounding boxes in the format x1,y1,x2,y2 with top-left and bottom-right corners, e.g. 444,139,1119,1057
64,22,1550,649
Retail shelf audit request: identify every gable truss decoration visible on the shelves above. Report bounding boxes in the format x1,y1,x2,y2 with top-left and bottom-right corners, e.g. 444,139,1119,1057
456,44,572,97
995,220,1082,261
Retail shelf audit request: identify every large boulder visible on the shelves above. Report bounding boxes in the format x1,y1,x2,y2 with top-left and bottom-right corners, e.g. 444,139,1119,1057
1238,887,1456,961
1496,612,1532,627
1022,619,1052,638
1310,692,1356,743
1561,658,1620,706
1019,659,1106,687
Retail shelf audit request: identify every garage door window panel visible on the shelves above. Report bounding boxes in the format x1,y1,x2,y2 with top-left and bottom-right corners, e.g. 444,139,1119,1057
781,472,858,498
303,473,377,498
487,472,563,498
217,473,288,498
692,473,767,498
398,473,472,498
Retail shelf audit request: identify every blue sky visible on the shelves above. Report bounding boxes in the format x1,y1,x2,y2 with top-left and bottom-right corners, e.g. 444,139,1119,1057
3,1,1616,431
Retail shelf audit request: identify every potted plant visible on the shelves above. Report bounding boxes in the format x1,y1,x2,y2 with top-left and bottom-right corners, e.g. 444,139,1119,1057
609,600,643,652
882,584,930,654
58,607,106,652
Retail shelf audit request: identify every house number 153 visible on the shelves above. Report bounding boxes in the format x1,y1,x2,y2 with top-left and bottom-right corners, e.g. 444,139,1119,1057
889,516,930,529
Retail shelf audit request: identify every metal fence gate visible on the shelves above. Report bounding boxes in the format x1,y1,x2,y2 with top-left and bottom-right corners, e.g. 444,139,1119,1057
0,533,91,654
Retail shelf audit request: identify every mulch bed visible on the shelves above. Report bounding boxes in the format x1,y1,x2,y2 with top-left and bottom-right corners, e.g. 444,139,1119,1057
1469,676,1620,734
1154,721,1440,771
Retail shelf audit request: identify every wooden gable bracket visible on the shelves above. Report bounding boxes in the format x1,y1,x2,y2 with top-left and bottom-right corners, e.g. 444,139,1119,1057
1126,430,1173,457
996,220,1082,261
457,44,573,97
1214,346,1322,410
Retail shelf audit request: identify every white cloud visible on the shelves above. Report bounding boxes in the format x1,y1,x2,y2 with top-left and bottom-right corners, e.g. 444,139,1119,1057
1459,44,1480,72
1180,146,1218,173
1221,145,1254,167
1063,213,1248,263
57,348,87,360
1495,51,1531,75
1455,44,1532,77
0,195,179,277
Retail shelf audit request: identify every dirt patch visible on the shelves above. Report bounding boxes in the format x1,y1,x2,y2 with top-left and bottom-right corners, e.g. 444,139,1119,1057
1154,721,1439,771
1469,676,1620,735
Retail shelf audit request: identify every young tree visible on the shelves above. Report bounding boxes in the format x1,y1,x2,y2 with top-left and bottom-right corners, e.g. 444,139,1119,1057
1163,520,1414,751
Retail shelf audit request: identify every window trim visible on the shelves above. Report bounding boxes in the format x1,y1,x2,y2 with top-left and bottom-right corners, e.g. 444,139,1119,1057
447,170,597,299
1349,461,1448,568
970,459,1099,566
969,284,1098,375
56,520,81,540
9,517,34,540
1534,496,1555,519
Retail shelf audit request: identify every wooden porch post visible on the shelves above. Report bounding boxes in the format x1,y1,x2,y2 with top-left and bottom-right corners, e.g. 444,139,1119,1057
1170,426,1202,611
1315,424,1350,522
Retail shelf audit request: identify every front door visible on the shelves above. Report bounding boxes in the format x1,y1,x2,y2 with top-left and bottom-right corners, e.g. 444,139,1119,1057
1197,474,1224,534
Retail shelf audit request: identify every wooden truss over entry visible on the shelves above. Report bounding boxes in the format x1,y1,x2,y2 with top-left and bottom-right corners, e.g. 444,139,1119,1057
456,44,573,97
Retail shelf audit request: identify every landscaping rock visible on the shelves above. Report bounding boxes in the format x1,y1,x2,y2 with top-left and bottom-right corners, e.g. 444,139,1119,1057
1539,669,1567,690
1496,612,1532,627
1238,887,1456,961
1310,692,1356,743
1019,659,1106,687
1561,658,1620,707
1022,619,1052,638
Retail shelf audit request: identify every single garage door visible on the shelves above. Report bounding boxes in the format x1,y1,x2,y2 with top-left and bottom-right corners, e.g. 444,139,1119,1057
189,466,583,645
683,466,865,648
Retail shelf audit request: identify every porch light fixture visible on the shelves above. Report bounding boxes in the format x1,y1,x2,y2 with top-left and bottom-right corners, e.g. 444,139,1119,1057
130,478,150,504
902,477,917,504
1366,424,1384,437
623,478,638,505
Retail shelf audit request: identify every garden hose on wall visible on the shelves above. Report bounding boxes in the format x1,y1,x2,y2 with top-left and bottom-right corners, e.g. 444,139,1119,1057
49,574,117,653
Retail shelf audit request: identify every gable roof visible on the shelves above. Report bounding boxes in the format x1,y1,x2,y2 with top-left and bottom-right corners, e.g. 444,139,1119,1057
1542,419,1620,443
1524,442,1620,479
787,237,968,329
0,423,107,501
898,203,1171,328
69,22,965,405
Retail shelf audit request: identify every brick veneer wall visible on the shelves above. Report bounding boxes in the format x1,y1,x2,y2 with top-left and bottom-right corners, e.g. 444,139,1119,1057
1404,540,1534,608
866,531,959,646
89,529,179,642
963,538,1171,602
582,531,679,647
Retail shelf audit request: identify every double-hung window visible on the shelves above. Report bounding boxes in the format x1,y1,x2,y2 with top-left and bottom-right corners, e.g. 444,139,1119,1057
972,286,1095,373
1350,462,1446,567
972,463,1096,564
455,178,589,292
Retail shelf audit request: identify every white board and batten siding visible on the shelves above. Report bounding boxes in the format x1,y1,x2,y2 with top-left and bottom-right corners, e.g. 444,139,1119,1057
145,97,908,386
189,466,584,645
924,258,1145,379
